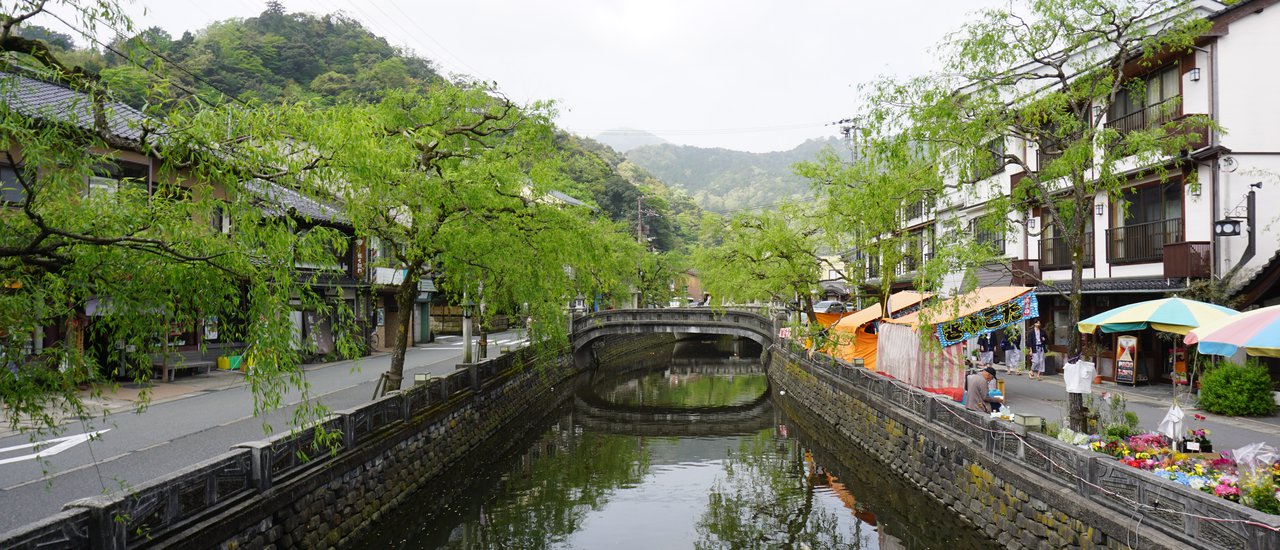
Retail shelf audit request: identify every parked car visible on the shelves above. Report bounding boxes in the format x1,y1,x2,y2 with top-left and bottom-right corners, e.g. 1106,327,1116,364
812,300,846,314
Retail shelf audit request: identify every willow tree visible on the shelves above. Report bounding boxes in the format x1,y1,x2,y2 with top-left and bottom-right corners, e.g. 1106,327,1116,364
858,0,1214,430
1,1,347,438
694,205,824,324
261,83,636,390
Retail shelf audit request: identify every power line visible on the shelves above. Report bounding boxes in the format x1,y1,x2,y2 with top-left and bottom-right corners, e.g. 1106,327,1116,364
43,8,241,108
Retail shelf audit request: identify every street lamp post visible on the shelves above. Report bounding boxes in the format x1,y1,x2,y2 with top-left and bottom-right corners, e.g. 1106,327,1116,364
462,296,475,364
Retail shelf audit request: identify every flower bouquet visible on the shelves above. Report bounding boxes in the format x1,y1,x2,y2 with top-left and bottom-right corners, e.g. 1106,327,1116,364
1179,414,1213,453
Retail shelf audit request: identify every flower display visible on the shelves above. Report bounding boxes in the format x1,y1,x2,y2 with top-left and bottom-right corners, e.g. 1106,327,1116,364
1079,430,1280,515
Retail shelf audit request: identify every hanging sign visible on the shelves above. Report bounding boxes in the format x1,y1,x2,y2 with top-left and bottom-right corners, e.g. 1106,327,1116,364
1116,335,1138,384
934,292,1040,347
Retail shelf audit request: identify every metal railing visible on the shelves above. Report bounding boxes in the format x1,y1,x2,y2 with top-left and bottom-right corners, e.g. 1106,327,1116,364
1040,233,1094,271
1105,96,1181,135
1106,217,1183,264
773,342,1280,549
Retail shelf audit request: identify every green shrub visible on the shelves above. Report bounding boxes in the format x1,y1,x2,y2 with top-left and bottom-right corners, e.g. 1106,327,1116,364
1245,481,1280,515
1199,362,1277,417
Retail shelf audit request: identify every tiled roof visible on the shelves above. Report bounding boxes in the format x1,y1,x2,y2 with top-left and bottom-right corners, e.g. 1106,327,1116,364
1036,278,1188,295
0,69,150,142
244,180,348,225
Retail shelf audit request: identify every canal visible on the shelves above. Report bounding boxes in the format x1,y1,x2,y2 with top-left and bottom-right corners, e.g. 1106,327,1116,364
358,338,993,549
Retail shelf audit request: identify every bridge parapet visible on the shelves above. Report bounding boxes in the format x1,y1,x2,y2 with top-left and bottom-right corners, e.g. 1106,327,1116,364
569,308,777,356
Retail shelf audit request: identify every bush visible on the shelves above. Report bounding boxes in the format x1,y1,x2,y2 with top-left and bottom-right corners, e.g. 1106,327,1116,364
1199,362,1277,417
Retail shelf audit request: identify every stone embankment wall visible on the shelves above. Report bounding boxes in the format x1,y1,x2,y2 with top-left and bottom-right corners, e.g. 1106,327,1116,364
1,344,580,550
769,343,1280,550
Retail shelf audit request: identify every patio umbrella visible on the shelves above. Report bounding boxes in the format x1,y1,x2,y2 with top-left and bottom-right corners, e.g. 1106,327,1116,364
1185,305,1280,357
1077,297,1238,335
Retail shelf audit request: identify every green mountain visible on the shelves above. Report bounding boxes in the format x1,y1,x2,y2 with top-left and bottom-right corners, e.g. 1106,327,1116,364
624,137,844,212
594,128,669,152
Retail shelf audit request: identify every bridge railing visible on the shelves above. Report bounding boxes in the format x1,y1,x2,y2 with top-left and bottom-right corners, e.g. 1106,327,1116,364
571,308,778,343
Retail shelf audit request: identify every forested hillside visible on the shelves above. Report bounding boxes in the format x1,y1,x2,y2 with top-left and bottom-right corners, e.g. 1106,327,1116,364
14,2,701,252
625,137,843,212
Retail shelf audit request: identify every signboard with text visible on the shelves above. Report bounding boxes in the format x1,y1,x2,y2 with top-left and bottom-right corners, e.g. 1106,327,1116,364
934,292,1040,347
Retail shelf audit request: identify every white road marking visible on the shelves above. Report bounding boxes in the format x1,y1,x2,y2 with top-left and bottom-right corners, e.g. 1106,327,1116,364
0,430,111,466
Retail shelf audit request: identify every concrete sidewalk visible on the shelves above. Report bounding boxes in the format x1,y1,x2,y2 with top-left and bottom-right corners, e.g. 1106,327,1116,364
2,331,528,439
994,366,1280,451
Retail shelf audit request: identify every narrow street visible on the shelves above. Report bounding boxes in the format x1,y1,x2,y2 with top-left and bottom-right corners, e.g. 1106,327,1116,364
0,332,525,533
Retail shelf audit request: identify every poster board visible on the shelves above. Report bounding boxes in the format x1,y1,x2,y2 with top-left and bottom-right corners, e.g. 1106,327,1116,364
1115,334,1137,385
1172,348,1188,385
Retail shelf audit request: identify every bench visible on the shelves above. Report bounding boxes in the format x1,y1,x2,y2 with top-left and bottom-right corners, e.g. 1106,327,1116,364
150,345,244,382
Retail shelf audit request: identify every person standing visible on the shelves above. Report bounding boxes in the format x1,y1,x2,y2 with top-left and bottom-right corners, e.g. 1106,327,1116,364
1028,320,1048,380
977,334,994,366
1002,331,1022,375
964,367,999,413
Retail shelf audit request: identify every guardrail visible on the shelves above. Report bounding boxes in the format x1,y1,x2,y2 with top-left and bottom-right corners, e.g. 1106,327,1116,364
774,340,1280,550
0,343,571,550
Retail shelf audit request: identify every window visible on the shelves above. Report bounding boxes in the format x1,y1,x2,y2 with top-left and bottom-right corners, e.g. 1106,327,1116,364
971,216,1006,255
1106,181,1184,263
0,165,25,204
968,137,1006,181
88,161,150,197
1107,65,1181,134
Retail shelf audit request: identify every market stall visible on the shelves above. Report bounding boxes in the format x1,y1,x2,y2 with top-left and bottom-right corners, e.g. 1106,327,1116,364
829,291,930,371
1077,297,1238,385
876,286,1038,396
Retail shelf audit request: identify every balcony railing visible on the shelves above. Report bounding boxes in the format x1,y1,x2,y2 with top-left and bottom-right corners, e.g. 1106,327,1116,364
1105,97,1180,135
1040,234,1095,271
1011,259,1040,286
1163,241,1211,278
1106,218,1184,264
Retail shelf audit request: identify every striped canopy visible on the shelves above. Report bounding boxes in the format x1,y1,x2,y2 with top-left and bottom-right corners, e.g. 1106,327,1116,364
1077,297,1238,335
1185,305,1280,357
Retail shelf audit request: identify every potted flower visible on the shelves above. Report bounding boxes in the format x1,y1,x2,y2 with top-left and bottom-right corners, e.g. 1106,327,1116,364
1181,414,1213,453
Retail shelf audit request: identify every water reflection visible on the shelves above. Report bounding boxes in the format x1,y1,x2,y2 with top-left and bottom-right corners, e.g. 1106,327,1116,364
358,341,991,549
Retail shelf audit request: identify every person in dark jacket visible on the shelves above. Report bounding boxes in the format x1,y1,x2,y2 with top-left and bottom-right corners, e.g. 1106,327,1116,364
1001,331,1022,375
977,334,995,365
1028,320,1048,380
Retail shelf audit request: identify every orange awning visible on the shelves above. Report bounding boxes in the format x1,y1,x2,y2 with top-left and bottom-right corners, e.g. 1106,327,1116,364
832,291,931,332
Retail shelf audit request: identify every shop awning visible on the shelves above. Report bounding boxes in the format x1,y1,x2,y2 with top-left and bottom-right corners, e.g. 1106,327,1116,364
832,291,931,331
886,286,1038,347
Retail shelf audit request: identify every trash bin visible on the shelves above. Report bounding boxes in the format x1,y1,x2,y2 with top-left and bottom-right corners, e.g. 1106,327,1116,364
217,356,231,370
226,355,244,371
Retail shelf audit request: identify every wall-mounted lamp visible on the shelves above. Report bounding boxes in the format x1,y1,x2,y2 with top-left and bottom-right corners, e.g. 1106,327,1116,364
1095,204,1104,216
1189,67,1201,82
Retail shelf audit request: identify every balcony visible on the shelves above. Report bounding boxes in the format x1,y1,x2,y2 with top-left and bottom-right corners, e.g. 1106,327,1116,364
1105,97,1180,135
1163,241,1211,278
1011,259,1040,286
1106,218,1183,264
1040,234,1095,271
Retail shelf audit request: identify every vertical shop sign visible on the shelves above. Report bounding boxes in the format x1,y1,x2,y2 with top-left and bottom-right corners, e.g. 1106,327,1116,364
1116,335,1137,385
354,238,367,280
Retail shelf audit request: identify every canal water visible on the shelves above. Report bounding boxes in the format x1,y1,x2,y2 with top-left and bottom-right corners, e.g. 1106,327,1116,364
358,339,992,549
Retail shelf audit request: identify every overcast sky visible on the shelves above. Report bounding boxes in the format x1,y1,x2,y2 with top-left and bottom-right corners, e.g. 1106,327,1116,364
44,0,1000,153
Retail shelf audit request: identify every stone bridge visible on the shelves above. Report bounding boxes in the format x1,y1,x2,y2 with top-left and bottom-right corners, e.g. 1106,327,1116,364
572,387,773,438
569,308,777,367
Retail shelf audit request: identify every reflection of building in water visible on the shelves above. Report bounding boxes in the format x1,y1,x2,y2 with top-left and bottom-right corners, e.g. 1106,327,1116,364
804,451,877,526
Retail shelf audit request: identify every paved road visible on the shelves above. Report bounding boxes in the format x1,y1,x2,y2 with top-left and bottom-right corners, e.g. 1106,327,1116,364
0,332,526,534
996,367,1280,451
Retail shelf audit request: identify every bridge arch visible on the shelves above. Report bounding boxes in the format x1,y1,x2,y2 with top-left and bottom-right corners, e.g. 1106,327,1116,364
569,308,777,368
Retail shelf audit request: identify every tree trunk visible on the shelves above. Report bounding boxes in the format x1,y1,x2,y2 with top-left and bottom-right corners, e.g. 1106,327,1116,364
1067,218,1087,432
386,274,418,392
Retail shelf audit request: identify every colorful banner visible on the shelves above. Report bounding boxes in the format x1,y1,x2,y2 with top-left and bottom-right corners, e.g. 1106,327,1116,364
934,292,1040,347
